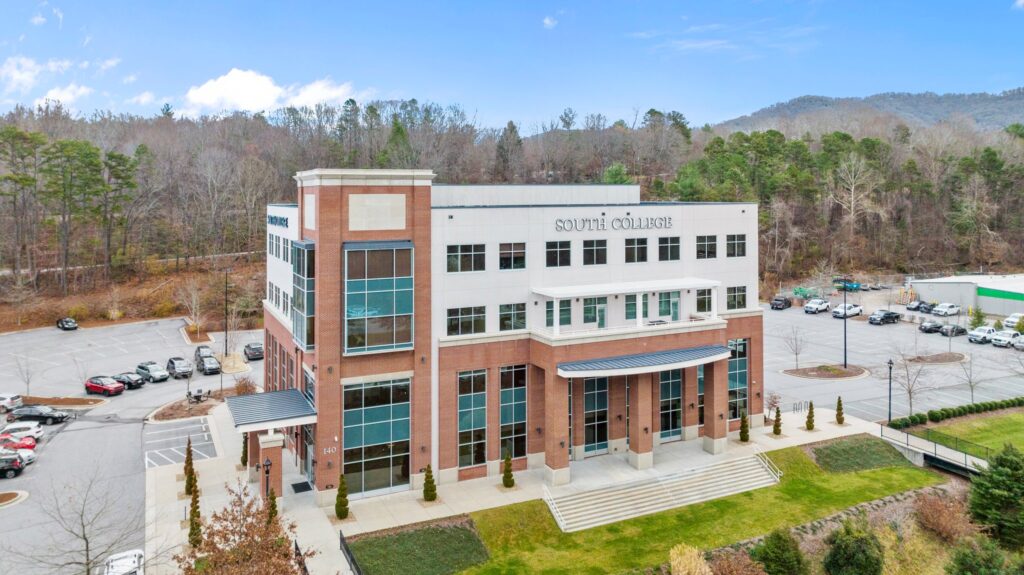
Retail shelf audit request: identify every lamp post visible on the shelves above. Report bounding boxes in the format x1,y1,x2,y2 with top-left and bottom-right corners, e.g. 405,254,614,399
263,457,272,498
887,358,894,423
221,268,231,395
840,275,850,369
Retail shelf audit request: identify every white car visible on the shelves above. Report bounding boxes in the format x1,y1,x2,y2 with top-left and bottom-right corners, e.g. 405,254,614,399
1004,313,1023,331
832,303,863,318
1,421,44,441
103,549,144,575
932,303,960,316
0,447,36,465
804,299,831,314
1012,338,1024,351
968,326,997,344
991,330,1021,348
0,393,22,413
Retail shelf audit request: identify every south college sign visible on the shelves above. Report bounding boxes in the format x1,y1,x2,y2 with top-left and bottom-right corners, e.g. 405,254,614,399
554,216,673,232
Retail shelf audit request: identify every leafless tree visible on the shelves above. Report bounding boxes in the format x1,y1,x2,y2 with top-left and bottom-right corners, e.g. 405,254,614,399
223,302,243,357
956,353,990,404
781,326,807,369
890,348,936,417
177,277,204,337
829,152,883,263
12,355,37,397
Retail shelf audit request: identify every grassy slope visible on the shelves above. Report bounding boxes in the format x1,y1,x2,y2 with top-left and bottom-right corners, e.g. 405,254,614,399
812,435,911,473
917,412,1024,452
349,525,490,575
464,447,941,575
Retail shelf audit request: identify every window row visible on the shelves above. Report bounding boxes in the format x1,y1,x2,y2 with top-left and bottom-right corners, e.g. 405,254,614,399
697,234,747,259
267,233,291,263
458,365,528,468
267,281,291,317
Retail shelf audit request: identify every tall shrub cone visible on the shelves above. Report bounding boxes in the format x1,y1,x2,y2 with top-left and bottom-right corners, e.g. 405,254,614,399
806,401,815,431
739,411,750,442
502,449,515,488
423,464,437,501
335,472,349,519
187,485,202,547
773,407,782,435
184,436,195,495
836,396,845,425
266,488,278,524
240,432,248,467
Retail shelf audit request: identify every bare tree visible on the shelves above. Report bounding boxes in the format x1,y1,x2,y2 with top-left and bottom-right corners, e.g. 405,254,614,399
956,353,989,404
176,277,204,338
223,302,242,358
12,355,37,397
829,152,882,263
781,326,807,369
2,277,38,326
890,348,936,417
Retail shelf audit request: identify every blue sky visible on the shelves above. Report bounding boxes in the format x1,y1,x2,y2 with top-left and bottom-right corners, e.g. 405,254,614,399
2,1,1023,130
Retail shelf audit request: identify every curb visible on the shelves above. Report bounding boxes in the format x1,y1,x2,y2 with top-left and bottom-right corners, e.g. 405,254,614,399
0,490,29,510
779,366,871,381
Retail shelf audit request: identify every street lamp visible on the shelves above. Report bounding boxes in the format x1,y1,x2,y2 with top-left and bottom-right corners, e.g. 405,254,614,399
887,358,894,423
262,457,272,497
221,268,232,395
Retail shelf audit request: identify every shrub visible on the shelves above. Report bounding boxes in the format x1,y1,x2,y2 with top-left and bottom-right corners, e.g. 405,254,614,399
335,473,349,519
914,413,928,425
184,436,196,495
914,493,979,543
240,432,248,467
752,529,809,575
929,410,940,423
152,299,178,317
669,544,712,575
740,412,750,442
234,376,257,396
836,396,845,425
265,487,278,524
66,304,90,320
945,536,1010,574
969,444,1024,547
502,449,515,488
994,320,1004,330
188,486,202,547
823,517,884,575
773,407,782,436
969,306,986,330
709,551,767,575
423,464,437,502
805,402,815,431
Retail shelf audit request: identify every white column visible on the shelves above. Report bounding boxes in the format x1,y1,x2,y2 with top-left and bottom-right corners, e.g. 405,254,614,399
553,298,560,336
635,292,644,327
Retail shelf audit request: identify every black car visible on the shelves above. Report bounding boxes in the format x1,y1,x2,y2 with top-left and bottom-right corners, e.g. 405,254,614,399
112,372,146,390
869,310,901,325
197,356,221,376
940,325,968,337
770,296,792,310
166,357,194,379
906,300,923,311
7,405,69,425
918,302,935,314
0,452,25,479
194,345,215,365
56,317,78,331
919,319,944,333
243,342,264,361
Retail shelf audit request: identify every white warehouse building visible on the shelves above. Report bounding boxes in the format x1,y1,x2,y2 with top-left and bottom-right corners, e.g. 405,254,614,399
911,274,1024,318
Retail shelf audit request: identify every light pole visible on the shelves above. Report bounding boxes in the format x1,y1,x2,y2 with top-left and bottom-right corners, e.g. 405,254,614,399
263,457,272,498
887,358,894,423
841,276,850,369
221,268,231,395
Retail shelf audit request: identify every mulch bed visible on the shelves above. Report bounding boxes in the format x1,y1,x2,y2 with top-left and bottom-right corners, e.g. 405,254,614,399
908,352,965,364
151,388,243,421
21,395,103,407
783,364,867,379
184,328,214,344
0,492,18,506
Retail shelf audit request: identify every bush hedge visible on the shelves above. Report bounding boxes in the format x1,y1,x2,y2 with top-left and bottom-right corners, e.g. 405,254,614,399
888,397,1024,430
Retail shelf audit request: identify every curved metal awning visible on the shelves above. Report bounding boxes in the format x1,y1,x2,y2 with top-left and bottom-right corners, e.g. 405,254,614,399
225,389,317,433
557,344,730,378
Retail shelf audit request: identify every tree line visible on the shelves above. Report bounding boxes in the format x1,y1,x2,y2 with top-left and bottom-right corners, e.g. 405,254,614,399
1,99,1023,298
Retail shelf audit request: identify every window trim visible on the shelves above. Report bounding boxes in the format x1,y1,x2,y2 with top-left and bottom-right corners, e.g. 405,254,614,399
658,236,680,261
726,234,747,258
625,238,648,264
446,244,486,273
498,303,527,331
726,286,747,310
446,306,487,336
582,239,608,266
457,369,487,468
696,235,717,260
545,241,571,268
498,242,526,271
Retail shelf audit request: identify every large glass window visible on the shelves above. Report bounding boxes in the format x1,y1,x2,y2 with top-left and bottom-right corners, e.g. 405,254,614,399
583,239,607,265
696,289,712,313
660,370,682,439
446,244,485,272
499,365,527,459
583,297,608,324
291,241,315,351
728,339,749,420
727,286,747,310
625,294,650,321
697,235,717,259
625,238,647,263
545,300,571,328
727,234,746,258
458,370,487,467
345,247,413,354
546,241,571,267
302,369,314,404
499,243,525,270
583,378,609,453
447,306,486,336
658,291,681,319
499,303,526,331
342,378,411,495
658,237,680,261
698,365,705,426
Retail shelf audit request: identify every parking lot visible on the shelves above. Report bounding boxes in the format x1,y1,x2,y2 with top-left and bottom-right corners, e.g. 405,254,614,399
0,318,262,574
764,291,1024,423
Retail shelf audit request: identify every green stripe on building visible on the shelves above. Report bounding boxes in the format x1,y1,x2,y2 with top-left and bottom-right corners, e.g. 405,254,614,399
977,286,1024,302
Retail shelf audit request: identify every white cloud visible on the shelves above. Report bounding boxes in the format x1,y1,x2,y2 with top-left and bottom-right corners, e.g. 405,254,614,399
542,16,558,29
126,91,154,105
52,7,63,28
83,35,92,47
666,39,735,52
628,30,661,39
122,74,136,84
183,68,366,115
46,59,73,73
98,57,120,72
34,82,92,106
1015,0,1024,8
30,13,46,25
285,78,356,107
79,61,89,69
685,23,725,33
1,56,42,93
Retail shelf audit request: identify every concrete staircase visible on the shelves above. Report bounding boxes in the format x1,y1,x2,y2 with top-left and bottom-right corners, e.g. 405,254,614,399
544,455,781,532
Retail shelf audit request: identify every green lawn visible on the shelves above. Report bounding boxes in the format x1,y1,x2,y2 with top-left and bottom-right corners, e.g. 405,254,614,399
912,412,1024,454
463,446,941,575
349,524,489,575
812,435,911,472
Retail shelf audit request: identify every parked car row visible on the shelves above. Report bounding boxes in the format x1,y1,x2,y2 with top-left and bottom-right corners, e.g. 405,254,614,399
0,418,52,478
906,301,961,316
967,326,1024,349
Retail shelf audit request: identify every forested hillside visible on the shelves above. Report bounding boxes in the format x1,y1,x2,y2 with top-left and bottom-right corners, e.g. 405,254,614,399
1,98,1023,301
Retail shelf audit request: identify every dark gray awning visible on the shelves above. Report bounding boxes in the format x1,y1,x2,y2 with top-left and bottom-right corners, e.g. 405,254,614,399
343,240,413,250
557,344,731,378
225,389,317,433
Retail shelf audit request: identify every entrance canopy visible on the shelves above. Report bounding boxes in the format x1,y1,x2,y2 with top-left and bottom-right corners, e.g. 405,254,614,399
557,344,730,378
225,389,317,433
532,277,720,300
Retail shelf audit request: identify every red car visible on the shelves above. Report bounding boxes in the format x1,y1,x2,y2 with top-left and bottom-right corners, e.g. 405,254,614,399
84,376,125,397
0,433,37,450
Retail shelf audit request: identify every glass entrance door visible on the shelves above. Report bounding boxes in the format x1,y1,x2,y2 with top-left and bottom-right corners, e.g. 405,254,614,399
302,424,316,484
597,304,607,328
583,377,609,455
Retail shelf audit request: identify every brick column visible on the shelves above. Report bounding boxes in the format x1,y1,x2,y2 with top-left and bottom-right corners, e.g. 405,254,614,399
628,372,654,470
247,430,261,483
526,365,546,469
571,378,585,461
682,366,700,440
607,376,628,455
543,370,570,485
258,432,284,500
702,360,729,454
486,366,501,476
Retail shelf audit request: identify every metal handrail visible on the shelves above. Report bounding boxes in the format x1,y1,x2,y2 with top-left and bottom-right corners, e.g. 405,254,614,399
542,484,568,532
752,447,783,481
338,530,365,575
878,424,988,471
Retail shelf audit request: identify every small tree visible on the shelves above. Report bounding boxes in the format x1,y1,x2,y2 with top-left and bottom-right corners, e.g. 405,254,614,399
836,397,845,425
502,449,515,488
773,407,782,436
601,162,633,184
968,444,1024,547
739,411,750,442
822,517,884,575
335,473,349,519
184,436,196,495
944,536,1009,574
423,464,437,502
188,486,202,548
752,529,809,575
241,432,248,467
669,543,712,575
969,307,986,330
993,319,1003,331
805,401,815,431
782,326,807,370
266,488,278,524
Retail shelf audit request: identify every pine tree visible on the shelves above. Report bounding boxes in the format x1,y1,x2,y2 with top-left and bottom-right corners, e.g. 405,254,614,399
836,397,845,425
806,401,815,431
502,449,515,488
773,407,782,436
739,411,750,442
265,488,278,525
184,436,195,495
335,473,349,519
187,485,202,548
240,432,248,467
969,306,986,330
969,444,1024,547
423,464,437,502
